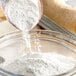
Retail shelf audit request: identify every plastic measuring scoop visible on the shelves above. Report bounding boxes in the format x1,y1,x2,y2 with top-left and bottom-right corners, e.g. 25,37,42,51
0,0,42,31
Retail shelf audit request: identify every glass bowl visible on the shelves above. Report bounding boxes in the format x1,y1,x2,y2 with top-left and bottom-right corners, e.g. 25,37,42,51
0,30,76,76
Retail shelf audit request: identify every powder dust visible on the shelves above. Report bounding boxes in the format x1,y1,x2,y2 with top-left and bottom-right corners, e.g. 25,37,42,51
4,52,76,76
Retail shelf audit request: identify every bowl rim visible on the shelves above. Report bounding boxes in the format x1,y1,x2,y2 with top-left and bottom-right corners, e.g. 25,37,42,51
0,30,76,51
0,30,76,75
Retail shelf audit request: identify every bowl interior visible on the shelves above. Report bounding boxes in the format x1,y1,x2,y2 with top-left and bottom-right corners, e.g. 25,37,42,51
0,31,76,75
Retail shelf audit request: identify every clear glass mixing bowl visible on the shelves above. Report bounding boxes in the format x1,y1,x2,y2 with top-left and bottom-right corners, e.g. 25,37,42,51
0,30,76,76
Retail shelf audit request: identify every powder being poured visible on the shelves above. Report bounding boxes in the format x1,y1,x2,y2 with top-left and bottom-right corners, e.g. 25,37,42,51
4,52,76,76
4,0,40,31
3,0,41,53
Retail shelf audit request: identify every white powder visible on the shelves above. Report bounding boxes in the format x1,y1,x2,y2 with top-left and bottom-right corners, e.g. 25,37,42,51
4,0,40,31
3,0,41,55
1,1,76,76
4,52,76,76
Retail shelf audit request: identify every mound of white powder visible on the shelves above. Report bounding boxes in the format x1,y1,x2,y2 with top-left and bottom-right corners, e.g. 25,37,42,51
3,0,40,31
4,52,76,76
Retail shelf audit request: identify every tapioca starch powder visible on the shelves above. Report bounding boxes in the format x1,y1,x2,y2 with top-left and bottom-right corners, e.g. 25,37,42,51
3,0,40,31
4,52,76,76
